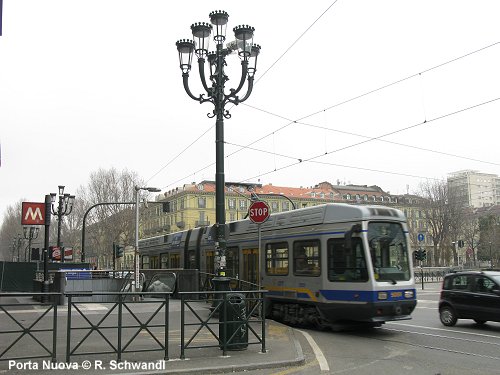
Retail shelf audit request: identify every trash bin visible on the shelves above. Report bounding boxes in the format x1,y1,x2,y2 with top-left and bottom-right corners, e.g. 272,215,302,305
220,293,248,351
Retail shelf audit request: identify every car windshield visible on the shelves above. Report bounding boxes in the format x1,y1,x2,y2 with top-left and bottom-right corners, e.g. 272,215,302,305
368,222,411,283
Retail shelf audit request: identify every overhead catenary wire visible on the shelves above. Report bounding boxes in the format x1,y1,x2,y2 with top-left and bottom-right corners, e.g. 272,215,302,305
234,96,500,184
154,32,499,191
146,2,340,187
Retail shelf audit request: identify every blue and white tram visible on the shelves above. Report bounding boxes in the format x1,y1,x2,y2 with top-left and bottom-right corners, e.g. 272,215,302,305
139,203,417,327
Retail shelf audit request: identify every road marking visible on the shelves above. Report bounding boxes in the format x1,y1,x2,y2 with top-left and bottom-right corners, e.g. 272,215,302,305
297,329,330,372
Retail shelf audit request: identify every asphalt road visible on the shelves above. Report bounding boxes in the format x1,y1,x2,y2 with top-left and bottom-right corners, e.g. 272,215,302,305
245,282,500,375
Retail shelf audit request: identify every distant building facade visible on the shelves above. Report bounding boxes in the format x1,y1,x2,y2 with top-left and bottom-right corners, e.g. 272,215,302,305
140,180,429,251
447,170,500,208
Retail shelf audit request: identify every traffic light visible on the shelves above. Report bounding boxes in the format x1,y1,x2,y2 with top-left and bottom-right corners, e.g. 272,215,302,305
414,249,426,261
114,243,124,258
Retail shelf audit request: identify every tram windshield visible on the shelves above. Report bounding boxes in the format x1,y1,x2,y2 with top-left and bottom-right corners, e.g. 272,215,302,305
368,222,411,283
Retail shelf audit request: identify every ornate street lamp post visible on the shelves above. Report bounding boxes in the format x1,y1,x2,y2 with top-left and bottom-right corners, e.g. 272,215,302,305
176,10,260,292
23,226,40,262
50,185,75,263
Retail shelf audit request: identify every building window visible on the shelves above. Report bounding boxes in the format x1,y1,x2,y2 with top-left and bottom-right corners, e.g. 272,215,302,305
282,201,290,211
198,197,206,208
239,199,247,210
228,198,236,209
271,201,278,212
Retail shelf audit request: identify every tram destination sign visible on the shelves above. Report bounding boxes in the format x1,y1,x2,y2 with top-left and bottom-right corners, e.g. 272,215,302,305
249,201,270,224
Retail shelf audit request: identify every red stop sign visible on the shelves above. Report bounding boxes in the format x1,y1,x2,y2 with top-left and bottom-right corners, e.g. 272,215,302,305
249,201,270,224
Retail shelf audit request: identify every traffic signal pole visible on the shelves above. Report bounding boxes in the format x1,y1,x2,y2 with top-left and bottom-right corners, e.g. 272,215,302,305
421,259,424,290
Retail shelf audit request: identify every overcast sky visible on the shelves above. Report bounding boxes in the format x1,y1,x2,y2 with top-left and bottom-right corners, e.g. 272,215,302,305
1,0,499,223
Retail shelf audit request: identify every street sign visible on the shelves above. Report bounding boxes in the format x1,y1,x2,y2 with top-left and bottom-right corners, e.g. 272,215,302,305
249,201,270,224
21,202,46,225
417,233,425,242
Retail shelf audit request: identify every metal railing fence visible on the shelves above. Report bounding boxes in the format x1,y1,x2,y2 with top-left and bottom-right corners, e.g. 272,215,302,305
0,292,60,363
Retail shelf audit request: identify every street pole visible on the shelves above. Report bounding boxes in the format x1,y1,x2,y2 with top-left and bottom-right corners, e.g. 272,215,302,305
43,194,51,299
490,242,493,269
24,226,40,262
176,11,260,296
15,234,22,262
135,188,140,293
134,187,161,294
51,186,74,263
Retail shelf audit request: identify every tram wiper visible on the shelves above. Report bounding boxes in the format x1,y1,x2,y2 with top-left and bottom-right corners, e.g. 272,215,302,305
389,278,397,285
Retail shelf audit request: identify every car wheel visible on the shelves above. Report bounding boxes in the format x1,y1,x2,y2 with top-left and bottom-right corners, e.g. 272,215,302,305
473,319,487,325
440,306,457,327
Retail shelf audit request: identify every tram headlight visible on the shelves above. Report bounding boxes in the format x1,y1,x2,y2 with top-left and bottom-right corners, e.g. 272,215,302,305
378,292,388,300
404,290,414,299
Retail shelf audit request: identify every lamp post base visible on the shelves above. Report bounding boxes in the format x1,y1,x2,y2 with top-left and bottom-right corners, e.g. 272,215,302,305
42,280,50,303
211,276,230,318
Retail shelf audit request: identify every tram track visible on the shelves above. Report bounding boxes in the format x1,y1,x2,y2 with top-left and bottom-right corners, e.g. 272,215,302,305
361,324,500,360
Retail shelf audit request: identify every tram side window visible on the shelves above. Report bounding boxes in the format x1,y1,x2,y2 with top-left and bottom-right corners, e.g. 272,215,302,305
142,255,150,270
327,238,367,282
161,254,169,269
293,240,320,276
266,242,289,275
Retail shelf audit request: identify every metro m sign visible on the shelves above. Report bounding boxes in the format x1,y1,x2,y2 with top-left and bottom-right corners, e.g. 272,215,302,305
21,202,46,225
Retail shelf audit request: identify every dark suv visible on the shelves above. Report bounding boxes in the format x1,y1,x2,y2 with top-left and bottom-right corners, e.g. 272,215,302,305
439,270,500,327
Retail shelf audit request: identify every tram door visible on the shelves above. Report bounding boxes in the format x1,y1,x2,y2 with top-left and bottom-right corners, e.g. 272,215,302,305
242,248,259,285
205,250,215,275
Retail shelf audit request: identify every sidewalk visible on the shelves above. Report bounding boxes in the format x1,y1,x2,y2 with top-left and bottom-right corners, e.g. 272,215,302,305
0,295,304,374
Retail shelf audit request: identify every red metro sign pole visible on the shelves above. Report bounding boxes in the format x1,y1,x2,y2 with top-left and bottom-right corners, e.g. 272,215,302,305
248,201,270,290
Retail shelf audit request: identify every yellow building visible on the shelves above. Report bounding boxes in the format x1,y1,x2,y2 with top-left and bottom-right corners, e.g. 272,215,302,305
141,180,425,240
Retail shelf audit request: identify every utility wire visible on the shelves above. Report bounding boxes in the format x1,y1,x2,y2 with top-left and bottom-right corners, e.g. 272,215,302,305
156,38,499,190
235,96,500,183
146,125,214,184
256,0,339,83
147,2,339,186
237,41,500,156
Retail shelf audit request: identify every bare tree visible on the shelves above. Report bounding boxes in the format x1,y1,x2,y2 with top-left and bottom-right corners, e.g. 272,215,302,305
418,180,450,267
74,168,143,267
461,207,481,267
447,184,467,266
0,201,25,261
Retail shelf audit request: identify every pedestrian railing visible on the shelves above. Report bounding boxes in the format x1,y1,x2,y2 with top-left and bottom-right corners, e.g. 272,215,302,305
1,289,268,367
65,292,170,363
0,292,60,363
180,290,267,358
414,270,448,283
